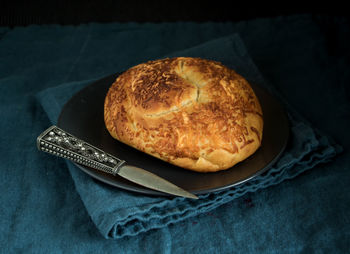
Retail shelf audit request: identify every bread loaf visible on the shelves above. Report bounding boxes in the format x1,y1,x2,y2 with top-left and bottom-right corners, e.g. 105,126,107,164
104,57,263,172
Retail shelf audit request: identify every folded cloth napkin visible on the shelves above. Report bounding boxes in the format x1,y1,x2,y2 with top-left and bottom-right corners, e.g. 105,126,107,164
36,34,341,239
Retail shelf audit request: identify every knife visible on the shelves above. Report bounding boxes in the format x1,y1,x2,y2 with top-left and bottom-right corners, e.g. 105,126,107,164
37,126,198,199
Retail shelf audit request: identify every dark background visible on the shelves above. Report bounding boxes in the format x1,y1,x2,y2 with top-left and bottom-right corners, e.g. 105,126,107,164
1,0,349,26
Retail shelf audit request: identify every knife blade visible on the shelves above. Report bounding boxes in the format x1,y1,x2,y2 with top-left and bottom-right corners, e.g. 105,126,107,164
37,126,198,199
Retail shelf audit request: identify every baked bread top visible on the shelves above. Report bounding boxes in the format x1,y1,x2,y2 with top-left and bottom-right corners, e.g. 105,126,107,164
104,57,263,172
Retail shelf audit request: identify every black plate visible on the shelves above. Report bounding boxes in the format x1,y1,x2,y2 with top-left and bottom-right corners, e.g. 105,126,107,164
57,73,289,196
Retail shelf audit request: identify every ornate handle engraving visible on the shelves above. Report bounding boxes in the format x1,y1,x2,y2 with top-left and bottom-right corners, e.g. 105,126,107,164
37,126,125,175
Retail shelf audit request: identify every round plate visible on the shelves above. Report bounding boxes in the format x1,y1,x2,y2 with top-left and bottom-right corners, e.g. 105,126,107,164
57,73,289,196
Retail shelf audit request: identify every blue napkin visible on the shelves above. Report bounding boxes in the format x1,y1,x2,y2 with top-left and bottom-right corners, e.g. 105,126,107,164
36,34,341,239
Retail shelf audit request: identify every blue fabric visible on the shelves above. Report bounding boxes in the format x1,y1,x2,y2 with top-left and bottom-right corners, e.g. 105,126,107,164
1,15,349,253
36,34,341,239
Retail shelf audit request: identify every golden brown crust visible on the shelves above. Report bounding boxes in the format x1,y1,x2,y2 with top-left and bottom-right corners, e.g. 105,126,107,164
104,57,263,172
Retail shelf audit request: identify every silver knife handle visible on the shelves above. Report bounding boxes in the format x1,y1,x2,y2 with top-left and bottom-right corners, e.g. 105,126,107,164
37,126,125,175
